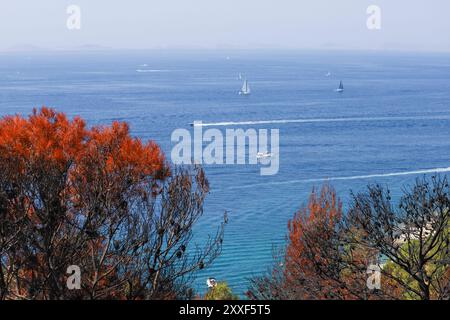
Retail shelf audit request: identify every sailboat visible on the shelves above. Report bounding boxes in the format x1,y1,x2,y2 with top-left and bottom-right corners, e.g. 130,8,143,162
239,79,251,95
336,80,344,93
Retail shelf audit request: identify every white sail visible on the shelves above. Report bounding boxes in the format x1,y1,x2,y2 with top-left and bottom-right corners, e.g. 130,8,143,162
240,80,251,95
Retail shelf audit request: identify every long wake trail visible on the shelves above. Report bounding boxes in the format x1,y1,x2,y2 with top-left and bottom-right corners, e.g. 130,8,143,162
220,167,450,191
195,115,450,127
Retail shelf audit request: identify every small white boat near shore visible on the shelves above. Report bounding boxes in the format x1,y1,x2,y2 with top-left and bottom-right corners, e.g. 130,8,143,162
206,278,217,288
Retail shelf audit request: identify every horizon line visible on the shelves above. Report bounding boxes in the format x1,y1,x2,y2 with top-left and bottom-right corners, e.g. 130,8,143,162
2,46,450,55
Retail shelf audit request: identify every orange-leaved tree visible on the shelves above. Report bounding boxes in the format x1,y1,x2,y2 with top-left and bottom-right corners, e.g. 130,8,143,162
248,185,382,300
247,185,346,299
285,184,344,299
0,108,226,300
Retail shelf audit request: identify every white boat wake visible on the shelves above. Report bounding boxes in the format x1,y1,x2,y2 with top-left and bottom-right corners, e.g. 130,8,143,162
136,69,171,73
220,167,450,191
194,115,450,127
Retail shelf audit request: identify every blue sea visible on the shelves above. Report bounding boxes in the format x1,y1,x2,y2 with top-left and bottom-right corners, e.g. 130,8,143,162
1,50,450,296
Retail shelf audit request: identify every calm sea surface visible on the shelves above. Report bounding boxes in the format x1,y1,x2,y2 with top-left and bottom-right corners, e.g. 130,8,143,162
1,50,450,295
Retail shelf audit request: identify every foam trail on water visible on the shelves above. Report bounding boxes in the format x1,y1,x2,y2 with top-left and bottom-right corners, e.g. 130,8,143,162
194,115,450,127
220,167,450,191
136,69,171,73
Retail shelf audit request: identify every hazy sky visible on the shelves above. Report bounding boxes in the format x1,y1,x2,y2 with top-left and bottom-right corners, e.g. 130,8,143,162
0,0,449,52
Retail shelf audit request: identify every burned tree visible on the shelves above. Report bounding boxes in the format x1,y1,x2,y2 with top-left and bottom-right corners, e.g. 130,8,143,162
248,179,450,300
344,176,450,300
0,108,226,300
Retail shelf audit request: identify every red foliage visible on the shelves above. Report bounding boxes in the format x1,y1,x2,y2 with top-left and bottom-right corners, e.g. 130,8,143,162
285,185,344,299
0,107,167,187
0,108,170,299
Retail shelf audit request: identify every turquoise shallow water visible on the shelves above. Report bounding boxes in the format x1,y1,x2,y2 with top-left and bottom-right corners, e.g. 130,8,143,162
1,50,450,296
